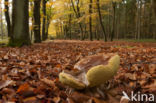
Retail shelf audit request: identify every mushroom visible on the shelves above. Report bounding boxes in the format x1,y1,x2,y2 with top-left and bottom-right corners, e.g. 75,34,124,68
59,53,120,90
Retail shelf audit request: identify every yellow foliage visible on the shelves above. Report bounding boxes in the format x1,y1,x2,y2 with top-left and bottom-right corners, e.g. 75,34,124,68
49,0,122,36
48,21,57,37
3,9,7,12
4,1,9,5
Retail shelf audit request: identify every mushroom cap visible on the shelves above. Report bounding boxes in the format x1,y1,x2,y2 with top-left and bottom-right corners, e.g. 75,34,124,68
59,53,120,89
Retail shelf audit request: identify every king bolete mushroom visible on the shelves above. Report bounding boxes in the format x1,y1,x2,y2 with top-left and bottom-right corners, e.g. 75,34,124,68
59,53,120,90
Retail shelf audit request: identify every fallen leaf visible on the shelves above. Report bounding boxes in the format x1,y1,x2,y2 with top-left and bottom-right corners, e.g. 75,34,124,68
52,96,60,103
40,78,55,87
0,80,13,89
125,73,137,80
70,92,90,103
16,83,30,93
23,97,38,103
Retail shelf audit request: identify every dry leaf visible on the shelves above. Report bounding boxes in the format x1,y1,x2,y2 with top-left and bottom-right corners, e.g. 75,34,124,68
0,80,13,89
52,96,60,103
40,78,55,87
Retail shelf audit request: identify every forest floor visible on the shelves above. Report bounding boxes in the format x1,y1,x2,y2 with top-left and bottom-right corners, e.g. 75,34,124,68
0,40,155,103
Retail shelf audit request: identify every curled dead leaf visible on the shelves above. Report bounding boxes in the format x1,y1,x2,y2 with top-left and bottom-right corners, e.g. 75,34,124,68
16,83,35,97
92,97,107,103
0,80,13,89
40,78,55,87
16,83,30,93
69,92,90,103
125,73,137,80
52,96,60,103
23,97,38,103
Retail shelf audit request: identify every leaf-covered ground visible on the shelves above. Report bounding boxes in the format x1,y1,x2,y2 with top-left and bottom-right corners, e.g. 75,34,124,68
0,40,155,103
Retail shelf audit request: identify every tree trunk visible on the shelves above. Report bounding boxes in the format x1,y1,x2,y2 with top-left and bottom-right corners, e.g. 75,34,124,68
0,5,3,39
45,21,50,39
33,0,41,43
89,0,93,41
153,0,156,14
9,0,31,46
71,0,84,40
137,0,142,40
4,0,12,37
111,2,116,41
124,3,127,39
96,0,107,41
42,0,47,41
108,6,111,40
151,0,156,39
68,14,72,39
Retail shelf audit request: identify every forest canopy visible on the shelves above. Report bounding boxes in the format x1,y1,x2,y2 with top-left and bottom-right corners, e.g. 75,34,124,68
0,0,156,46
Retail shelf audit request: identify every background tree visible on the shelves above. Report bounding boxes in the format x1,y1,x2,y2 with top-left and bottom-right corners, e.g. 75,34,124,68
42,0,47,41
89,0,93,41
154,0,156,15
9,0,31,46
0,0,155,45
96,0,107,41
111,2,116,41
33,0,41,43
4,0,11,38
71,0,84,40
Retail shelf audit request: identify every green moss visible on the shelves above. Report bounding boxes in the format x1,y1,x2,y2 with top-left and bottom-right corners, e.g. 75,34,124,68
0,38,9,46
116,39,156,43
8,38,31,47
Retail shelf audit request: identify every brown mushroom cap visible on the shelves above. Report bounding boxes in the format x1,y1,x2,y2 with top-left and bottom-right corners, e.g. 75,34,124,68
74,53,116,72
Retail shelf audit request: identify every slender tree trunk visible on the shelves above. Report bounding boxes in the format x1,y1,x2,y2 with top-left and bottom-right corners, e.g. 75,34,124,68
68,14,72,39
42,0,47,41
111,2,116,41
0,5,3,39
30,2,34,42
4,0,12,37
116,4,120,40
96,0,107,41
152,0,156,39
124,3,127,39
30,18,33,41
108,6,111,39
89,0,93,41
135,1,139,39
45,21,50,39
137,0,142,40
9,0,31,46
71,0,84,40
153,0,156,14
33,0,41,43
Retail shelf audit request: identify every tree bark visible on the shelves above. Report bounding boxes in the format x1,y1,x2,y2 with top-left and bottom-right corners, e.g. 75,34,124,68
153,0,156,15
4,0,12,37
96,0,107,41
89,0,93,41
0,5,3,39
33,0,41,43
71,0,84,40
111,2,116,41
42,0,47,41
124,3,127,39
137,0,142,40
9,0,31,46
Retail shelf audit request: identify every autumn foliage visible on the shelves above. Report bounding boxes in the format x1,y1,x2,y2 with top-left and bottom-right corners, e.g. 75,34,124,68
0,40,155,103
